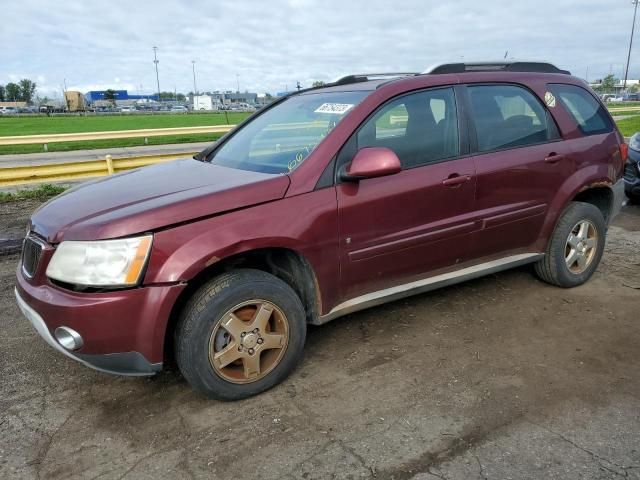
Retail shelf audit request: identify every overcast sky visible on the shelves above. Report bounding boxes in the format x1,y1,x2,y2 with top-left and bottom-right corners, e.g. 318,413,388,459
1,0,638,98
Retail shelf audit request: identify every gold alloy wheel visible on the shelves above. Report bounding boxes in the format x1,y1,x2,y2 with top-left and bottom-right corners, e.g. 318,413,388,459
208,300,289,384
565,220,598,274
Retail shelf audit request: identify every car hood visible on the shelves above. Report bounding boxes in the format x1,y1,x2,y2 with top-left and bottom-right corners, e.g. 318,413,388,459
30,158,290,243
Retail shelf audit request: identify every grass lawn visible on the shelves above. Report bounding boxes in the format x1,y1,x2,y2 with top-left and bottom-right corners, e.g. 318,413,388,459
615,116,640,137
606,102,640,110
609,110,640,117
0,112,249,155
0,132,224,155
0,112,251,136
0,183,66,202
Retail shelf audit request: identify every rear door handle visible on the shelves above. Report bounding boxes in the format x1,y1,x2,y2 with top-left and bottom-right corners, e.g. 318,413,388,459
544,153,564,164
442,174,471,187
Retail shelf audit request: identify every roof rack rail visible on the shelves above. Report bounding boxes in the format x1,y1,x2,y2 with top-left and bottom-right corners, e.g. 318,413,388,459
332,72,418,86
423,61,570,75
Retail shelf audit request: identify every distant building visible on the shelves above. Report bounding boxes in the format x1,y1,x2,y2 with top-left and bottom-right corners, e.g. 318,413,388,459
85,90,160,103
0,101,26,108
224,92,258,105
189,91,259,107
589,79,640,94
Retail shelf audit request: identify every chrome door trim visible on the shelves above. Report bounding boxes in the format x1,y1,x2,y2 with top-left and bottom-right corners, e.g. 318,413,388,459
317,253,543,324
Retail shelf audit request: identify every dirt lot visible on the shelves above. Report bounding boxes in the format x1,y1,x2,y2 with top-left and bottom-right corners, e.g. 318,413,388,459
1,200,639,480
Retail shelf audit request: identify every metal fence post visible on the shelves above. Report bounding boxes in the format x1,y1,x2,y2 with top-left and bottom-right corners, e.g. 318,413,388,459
105,154,114,175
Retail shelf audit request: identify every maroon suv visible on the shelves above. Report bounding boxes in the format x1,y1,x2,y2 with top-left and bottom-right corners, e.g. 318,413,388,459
16,62,626,400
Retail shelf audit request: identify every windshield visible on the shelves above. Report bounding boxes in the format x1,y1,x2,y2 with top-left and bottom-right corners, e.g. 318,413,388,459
209,91,369,173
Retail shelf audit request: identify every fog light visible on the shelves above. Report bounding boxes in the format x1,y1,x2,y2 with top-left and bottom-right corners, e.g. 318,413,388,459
54,326,83,351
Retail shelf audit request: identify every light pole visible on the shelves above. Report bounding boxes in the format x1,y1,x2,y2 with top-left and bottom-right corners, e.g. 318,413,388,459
624,0,639,92
153,46,161,102
192,60,198,105
236,74,240,93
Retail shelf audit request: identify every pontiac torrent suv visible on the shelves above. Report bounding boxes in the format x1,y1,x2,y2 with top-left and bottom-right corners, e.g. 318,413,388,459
16,62,626,400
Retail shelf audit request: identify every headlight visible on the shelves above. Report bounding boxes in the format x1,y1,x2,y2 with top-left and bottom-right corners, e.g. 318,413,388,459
629,133,640,152
46,235,152,287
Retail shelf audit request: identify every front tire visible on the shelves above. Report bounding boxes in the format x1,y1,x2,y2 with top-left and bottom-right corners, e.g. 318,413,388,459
534,202,606,288
175,269,306,400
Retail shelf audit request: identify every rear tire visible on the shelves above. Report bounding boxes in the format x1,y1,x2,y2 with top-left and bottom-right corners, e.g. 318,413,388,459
534,202,606,288
626,191,640,204
175,269,306,400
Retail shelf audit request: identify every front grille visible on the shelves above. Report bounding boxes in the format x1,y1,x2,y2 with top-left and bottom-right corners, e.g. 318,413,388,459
22,236,43,278
624,162,638,182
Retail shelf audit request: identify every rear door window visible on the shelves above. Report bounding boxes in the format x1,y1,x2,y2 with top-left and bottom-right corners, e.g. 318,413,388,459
467,84,559,152
548,84,613,135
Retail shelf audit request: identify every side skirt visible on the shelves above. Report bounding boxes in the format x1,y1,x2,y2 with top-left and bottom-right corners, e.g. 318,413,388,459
315,253,543,325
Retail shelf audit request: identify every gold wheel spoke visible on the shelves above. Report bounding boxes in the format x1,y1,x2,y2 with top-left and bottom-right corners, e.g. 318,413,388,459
261,332,286,350
242,353,261,379
213,341,241,369
251,303,273,332
221,313,246,339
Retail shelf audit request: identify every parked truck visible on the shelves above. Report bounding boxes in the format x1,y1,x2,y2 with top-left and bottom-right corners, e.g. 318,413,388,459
193,95,213,111
64,91,87,112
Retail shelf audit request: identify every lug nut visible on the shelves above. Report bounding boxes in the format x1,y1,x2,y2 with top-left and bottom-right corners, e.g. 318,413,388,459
241,332,246,337
257,338,264,344
253,328,258,333
248,348,255,355
238,345,243,351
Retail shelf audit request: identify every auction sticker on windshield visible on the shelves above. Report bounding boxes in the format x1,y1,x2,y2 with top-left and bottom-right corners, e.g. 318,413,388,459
314,103,354,114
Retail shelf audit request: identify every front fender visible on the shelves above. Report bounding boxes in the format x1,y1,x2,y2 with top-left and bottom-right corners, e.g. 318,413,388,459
143,188,341,312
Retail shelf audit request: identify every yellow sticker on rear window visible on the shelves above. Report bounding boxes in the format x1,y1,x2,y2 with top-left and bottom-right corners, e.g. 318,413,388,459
544,92,556,108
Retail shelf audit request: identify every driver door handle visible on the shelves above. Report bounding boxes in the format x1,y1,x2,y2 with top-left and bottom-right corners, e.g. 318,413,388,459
544,153,564,164
442,174,471,187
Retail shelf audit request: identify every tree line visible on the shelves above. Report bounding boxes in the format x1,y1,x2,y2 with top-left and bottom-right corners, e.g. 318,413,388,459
0,79,37,103
592,74,639,94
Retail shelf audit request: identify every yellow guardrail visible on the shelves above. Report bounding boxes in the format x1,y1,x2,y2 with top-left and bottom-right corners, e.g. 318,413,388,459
0,152,197,187
0,125,236,146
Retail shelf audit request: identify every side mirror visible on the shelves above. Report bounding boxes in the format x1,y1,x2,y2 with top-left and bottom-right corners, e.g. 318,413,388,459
340,147,401,182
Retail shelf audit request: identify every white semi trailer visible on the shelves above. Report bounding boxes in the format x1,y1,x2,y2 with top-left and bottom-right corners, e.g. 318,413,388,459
193,95,214,111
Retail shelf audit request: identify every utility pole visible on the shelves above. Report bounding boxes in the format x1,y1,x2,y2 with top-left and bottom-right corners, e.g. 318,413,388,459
236,74,240,93
192,60,198,103
153,46,161,102
296,81,302,91
624,0,639,92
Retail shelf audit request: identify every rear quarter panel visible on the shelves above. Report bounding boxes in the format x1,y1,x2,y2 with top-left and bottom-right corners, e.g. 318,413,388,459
533,132,622,251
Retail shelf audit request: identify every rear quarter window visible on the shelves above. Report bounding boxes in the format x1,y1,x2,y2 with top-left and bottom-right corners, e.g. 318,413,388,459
549,84,613,135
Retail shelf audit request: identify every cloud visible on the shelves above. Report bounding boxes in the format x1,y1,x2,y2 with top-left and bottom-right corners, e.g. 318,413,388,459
0,0,637,97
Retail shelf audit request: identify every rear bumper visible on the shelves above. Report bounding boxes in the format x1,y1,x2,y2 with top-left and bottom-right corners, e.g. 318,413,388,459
15,267,185,376
612,178,626,219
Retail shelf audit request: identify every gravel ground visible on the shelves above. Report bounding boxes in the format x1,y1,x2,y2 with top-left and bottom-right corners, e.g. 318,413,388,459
1,200,639,480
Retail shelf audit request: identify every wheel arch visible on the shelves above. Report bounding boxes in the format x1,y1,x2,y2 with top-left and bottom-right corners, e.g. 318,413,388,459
536,165,615,251
161,247,321,363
